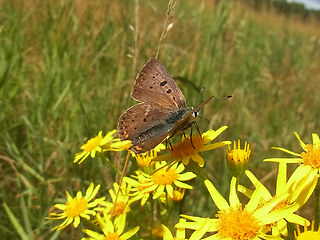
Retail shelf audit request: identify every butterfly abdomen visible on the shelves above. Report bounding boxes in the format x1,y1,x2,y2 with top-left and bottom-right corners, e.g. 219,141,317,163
133,124,164,142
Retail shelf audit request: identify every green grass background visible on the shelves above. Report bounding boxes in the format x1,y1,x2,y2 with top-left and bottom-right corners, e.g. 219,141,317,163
1,0,320,239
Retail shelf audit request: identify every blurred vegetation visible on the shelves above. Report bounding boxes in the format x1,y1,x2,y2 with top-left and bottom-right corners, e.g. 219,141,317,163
244,0,320,19
0,0,319,239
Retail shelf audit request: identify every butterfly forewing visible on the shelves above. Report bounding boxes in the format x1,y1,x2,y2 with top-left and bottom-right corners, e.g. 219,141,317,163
132,59,186,110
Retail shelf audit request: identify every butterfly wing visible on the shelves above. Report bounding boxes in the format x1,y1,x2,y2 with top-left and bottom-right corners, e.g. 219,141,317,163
132,59,186,110
118,103,177,153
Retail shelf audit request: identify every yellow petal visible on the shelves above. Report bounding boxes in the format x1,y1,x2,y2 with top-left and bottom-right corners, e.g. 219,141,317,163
229,177,240,207
204,180,229,210
312,133,320,149
294,132,307,152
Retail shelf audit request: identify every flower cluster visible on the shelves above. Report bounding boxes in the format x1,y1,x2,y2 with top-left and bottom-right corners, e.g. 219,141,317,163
46,128,320,239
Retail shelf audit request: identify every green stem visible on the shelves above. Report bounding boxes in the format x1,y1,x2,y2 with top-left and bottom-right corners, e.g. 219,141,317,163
150,199,154,240
100,153,121,174
235,175,240,191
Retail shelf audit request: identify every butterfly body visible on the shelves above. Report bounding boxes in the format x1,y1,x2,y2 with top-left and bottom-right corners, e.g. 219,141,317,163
118,59,212,154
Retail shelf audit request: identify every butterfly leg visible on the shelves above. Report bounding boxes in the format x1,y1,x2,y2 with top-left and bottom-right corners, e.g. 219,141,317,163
186,121,201,149
193,121,201,138
183,121,197,149
165,138,174,151
183,131,187,139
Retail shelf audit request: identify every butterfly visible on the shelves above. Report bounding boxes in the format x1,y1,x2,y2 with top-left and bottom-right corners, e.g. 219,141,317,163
117,59,213,154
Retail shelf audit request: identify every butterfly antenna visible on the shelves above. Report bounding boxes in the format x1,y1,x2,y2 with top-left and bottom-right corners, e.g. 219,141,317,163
195,94,232,132
190,86,206,107
198,87,205,95
212,95,233,101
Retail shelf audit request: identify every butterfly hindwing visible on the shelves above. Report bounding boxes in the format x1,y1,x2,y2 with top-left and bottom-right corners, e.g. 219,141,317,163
118,103,175,153
132,59,186,110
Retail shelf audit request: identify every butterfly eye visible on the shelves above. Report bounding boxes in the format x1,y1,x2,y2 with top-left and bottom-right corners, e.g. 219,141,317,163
192,111,199,117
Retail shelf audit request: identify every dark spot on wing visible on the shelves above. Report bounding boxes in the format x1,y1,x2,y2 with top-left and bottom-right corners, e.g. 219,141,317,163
166,89,172,94
150,86,153,89
143,118,147,122
160,80,167,86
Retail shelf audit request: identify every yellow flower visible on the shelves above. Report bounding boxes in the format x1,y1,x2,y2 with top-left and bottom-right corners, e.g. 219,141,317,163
168,187,185,202
176,178,299,240
129,162,196,200
100,182,131,219
238,164,318,237
152,224,164,238
226,140,251,177
295,220,320,240
82,212,139,240
264,132,320,176
153,127,231,167
47,183,104,231
132,143,165,168
74,130,131,164
123,174,151,206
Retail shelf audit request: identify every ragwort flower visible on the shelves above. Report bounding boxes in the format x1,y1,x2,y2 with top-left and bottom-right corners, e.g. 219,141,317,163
123,174,151,206
238,164,318,237
128,162,196,201
47,183,104,231
100,182,131,219
132,143,165,168
153,127,231,167
226,139,251,177
74,130,131,164
264,132,320,177
82,212,139,240
176,178,299,240
295,220,320,240
168,187,186,202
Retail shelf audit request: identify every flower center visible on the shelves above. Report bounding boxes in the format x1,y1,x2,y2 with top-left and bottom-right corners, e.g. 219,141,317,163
152,168,178,186
103,233,121,240
301,145,320,169
65,197,88,218
216,207,260,240
84,135,103,151
170,135,203,159
110,202,127,217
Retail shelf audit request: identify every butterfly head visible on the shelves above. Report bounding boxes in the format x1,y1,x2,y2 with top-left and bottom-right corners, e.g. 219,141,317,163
191,107,200,118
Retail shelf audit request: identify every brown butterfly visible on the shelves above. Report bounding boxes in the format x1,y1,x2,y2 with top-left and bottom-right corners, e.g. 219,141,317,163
117,59,213,154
